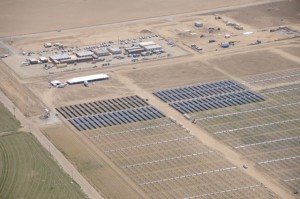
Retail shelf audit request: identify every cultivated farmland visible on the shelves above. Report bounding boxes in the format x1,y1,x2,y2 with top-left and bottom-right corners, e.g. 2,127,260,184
0,132,87,199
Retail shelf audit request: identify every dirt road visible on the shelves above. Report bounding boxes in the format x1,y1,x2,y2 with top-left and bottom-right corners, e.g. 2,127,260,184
0,90,104,199
114,71,293,199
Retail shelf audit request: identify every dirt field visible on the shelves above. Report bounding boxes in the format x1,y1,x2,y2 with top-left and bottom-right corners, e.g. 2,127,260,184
42,124,142,199
223,0,300,28
27,72,133,109
209,49,300,77
0,60,44,116
0,0,261,37
279,46,300,58
124,60,226,91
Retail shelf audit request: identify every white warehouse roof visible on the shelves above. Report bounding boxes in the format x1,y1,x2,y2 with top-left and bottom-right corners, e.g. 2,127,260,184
76,51,94,57
144,44,162,51
50,53,70,61
139,41,156,47
67,74,109,84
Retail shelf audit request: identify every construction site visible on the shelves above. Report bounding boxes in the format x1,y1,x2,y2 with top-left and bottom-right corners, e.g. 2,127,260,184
0,0,299,199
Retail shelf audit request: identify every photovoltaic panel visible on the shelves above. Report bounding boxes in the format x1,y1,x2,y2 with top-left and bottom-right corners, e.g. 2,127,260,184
153,80,265,114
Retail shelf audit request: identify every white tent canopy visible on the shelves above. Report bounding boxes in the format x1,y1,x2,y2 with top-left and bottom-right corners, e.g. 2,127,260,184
67,74,109,84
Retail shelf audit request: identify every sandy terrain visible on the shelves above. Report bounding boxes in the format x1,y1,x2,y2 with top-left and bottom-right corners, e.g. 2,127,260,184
0,60,44,116
124,60,226,91
28,74,133,109
0,0,262,37
279,45,300,58
223,0,300,28
209,49,300,77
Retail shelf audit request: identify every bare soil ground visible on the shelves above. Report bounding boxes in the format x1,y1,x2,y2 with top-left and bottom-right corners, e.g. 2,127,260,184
278,46,300,58
0,0,261,37
28,73,133,109
0,47,8,54
0,60,44,116
9,24,148,52
223,0,300,28
209,49,300,77
42,124,142,199
124,60,226,91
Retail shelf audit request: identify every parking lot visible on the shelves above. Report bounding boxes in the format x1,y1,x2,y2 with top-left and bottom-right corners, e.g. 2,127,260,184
2,34,188,78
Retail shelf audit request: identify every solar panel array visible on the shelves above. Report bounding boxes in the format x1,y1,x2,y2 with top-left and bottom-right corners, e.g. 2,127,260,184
153,80,265,114
56,95,165,131
86,118,277,198
191,82,300,194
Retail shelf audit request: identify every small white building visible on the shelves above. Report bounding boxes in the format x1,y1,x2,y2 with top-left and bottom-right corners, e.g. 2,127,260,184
40,57,48,63
29,58,38,64
194,21,203,27
125,46,145,54
108,47,122,55
76,51,94,58
139,41,156,47
144,44,163,52
44,43,52,48
93,49,110,57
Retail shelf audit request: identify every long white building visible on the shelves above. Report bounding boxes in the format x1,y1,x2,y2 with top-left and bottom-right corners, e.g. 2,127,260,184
67,74,109,84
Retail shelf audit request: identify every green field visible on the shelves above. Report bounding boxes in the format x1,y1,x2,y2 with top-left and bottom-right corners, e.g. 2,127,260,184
0,132,87,199
0,102,20,133
0,103,87,199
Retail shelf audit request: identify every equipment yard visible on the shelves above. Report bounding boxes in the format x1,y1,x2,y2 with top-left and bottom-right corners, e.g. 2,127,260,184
0,0,299,199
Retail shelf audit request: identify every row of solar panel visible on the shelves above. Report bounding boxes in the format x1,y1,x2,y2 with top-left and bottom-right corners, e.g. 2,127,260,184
169,90,265,114
56,95,149,119
153,80,245,103
68,106,165,131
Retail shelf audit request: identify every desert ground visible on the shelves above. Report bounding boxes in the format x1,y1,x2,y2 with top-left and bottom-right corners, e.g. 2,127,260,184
0,0,300,199
0,0,265,37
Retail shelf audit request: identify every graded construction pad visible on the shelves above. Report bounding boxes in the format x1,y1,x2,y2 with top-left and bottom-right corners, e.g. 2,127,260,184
56,95,165,131
153,80,265,114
